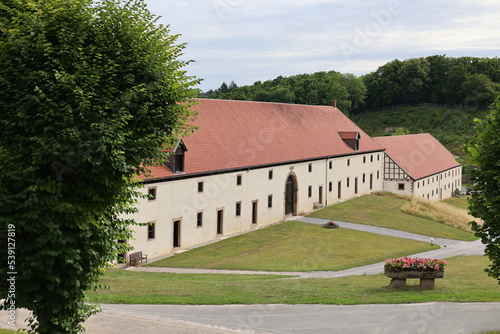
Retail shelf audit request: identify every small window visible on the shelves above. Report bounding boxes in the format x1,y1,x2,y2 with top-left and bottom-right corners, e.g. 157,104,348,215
198,181,204,193
268,195,273,208
363,156,366,163
378,154,380,161
268,170,273,180
347,159,350,166
148,222,155,240
363,174,366,183
197,212,203,227
148,187,156,201
370,155,373,162
236,174,242,186
329,161,333,169
235,202,241,216
329,182,333,192
377,171,380,179
308,163,312,172
347,177,350,187
308,186,312,197
398,183,405,191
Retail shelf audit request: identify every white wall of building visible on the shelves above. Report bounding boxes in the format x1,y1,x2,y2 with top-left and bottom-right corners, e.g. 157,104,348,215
125,151,384,262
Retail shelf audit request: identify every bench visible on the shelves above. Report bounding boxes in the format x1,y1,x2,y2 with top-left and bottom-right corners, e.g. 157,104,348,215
129,251,147,266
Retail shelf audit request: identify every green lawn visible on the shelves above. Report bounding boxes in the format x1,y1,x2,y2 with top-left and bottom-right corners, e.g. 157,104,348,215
148,221,438,271
442,197,470,211
88,256,499,305
308,195,477,241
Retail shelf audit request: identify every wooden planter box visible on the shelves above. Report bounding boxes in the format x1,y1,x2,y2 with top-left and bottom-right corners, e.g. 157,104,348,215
384,265,444,288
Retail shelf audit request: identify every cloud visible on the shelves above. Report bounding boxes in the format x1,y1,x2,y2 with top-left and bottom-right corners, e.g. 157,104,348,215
144,0,500,91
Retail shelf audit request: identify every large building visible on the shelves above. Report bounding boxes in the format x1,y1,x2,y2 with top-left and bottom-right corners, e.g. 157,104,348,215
124,100,462,264
125,99,386,262
374,133,462,200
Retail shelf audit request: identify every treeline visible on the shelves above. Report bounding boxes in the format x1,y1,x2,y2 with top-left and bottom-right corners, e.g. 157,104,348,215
200,71,367,114
200,55,500,113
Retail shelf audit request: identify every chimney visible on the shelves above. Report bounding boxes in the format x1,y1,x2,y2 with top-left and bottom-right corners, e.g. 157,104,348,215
332,100,337,108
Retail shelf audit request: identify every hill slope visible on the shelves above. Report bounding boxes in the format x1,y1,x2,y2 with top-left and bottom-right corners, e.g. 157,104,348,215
351,106,488,160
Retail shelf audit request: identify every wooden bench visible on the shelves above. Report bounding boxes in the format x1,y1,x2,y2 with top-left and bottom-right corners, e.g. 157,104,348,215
129,251,147,266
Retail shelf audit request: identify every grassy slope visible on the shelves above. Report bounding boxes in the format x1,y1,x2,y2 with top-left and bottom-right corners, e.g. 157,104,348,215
149,220,438,271
88,256,499,305
351,106,488,161
308,195,477,241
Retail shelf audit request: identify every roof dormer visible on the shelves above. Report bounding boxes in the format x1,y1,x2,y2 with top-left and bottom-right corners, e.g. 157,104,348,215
339,131,360,151
165,140,187,174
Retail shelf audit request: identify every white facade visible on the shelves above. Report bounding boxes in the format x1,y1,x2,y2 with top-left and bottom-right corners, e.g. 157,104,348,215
126,152,384,262
382,154,462,201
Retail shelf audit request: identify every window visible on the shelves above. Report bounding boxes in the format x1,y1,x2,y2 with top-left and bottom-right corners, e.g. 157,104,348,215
347,177,350,187
308,163,312,172
198,181,204,193
165,141,187,174
329,161,333,169
197,212,203,227
362,174,366,183
329,182,333,192
268,170,273,180
148,187,156,201
398,183,405,191
347,159,350,166
235,202,241,216
308,186,312,197
371,155,373,162
236,174,242,186
378,154,380,161
268,195,273,208
377,171,380,179
148,222,155,240
363,156,366,163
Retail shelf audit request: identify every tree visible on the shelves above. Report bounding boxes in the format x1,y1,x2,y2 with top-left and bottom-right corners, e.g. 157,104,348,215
466,96,500,283
0,0,199,333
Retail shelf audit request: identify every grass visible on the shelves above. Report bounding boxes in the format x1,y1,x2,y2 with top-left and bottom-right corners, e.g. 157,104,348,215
308,194,477,241
0,330,17,334
148,221,438,271
443,196,471,211
400,196,480,231
87,255,500,305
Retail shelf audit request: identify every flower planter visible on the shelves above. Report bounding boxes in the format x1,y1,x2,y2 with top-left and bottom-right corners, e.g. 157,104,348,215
384,257,447,289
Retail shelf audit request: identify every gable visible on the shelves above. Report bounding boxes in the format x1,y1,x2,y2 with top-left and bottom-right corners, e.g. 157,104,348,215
374,134,460,180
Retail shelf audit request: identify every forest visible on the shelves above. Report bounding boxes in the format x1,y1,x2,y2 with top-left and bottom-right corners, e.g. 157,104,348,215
200,55,500,114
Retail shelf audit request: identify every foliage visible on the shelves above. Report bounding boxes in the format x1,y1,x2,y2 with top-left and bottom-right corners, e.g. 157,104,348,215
0,0,199,333
384,257,448,272
351,106,489,162
465,96,500,283
200,71,363,114
363,55,500,110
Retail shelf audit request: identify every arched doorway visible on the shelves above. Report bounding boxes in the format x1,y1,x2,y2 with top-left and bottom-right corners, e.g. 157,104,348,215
285,174,297,217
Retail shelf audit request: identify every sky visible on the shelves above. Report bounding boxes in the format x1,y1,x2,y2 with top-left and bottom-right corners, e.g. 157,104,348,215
143,0,500,92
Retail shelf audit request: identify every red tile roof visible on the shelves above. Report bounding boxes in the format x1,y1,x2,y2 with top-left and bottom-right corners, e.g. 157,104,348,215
338,131,360,140
144,99,385,180
374,133,460,180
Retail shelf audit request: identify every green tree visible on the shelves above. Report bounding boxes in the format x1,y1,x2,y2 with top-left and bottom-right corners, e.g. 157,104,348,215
461,74,498,108
0,0,199,333
466,96,500,283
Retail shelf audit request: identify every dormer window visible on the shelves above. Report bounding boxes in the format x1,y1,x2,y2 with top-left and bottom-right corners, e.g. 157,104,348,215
165,140,187,174
339,132,360,151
